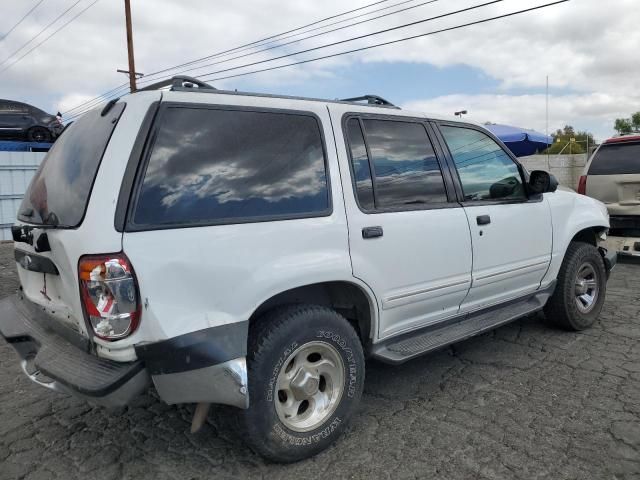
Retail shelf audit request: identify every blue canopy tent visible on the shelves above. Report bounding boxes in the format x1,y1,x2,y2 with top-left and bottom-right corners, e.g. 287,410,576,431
484,123,552,157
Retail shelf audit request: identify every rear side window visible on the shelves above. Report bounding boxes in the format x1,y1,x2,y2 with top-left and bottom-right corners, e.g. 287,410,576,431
588,142,640,175
346,119,375,210
346,117,448,210
133,107,330,227
18,103,125,227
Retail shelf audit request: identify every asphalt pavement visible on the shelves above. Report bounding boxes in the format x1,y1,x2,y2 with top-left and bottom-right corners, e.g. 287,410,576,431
0,242,639,479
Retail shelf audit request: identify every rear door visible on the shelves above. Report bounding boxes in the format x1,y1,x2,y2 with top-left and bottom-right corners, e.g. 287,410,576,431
585,140,640,218
331,109,473,339
436,123,552,311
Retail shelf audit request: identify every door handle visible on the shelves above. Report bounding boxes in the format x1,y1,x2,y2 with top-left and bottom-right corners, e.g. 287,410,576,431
362,226,383,239
476,215,491,226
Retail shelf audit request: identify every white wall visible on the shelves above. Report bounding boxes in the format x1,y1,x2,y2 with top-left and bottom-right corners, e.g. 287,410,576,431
519,154,587,190
0,151,45,241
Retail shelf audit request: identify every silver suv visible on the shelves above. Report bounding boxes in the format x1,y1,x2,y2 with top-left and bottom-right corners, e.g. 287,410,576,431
579,135,640,256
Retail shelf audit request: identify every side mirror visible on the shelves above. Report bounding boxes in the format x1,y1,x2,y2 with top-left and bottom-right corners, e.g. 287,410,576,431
529,170,558,194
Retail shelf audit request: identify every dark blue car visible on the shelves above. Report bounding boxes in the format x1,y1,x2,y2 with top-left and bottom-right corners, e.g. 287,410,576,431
0,99,63,143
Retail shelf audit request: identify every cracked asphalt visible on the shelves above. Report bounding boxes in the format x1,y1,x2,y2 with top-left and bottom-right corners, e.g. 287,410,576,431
0,241,639,479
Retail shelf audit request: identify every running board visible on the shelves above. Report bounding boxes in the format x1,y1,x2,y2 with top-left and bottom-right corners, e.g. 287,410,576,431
371,283,555,364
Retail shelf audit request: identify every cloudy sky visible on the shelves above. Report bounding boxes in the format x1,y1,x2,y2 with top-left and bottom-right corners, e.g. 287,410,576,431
1,0,638,141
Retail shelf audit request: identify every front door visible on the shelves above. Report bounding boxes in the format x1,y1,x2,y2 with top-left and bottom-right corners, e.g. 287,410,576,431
437,124,552,312
330,109,473,339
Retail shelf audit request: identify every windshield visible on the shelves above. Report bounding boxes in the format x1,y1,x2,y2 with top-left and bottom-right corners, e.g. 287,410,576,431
588,142,640,175
18,103,125,227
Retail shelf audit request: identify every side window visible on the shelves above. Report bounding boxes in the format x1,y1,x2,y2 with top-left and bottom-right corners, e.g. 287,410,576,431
441,126,526,201
346,117,448,210
133,107,330,226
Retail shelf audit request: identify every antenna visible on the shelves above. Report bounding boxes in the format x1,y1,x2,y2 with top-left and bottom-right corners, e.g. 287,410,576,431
546,75,550,170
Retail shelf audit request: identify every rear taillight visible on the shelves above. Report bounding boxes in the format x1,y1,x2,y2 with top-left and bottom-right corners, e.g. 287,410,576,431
78,253,140,341
577,175,587,195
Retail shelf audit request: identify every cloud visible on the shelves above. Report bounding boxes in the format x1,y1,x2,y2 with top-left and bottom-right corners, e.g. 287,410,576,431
403,91,638,142
0,0,637,140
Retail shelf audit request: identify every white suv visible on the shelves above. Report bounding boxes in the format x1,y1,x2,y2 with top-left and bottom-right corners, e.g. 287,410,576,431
0,76,616,462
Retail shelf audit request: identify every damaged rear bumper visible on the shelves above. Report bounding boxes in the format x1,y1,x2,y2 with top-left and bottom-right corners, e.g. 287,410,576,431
0,294,250,409
0,294,149,407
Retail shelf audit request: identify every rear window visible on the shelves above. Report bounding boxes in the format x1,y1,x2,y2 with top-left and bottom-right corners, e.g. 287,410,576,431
18,103,125,227
132,107,330,227
588,142,640,175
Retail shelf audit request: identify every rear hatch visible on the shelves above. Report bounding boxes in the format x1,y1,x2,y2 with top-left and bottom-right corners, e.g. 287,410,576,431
13,103,126,337
585,140,640,219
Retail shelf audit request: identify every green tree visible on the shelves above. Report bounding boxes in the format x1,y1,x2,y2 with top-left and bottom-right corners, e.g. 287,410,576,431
615,118,633,135
632,111,640,131
543,125,593,154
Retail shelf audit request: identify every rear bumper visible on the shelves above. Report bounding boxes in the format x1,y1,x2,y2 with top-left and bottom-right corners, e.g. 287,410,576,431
0,293,250,409
0,294,149,407
603,235,640,257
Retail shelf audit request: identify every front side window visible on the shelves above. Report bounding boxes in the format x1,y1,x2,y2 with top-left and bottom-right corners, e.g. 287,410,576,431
133,107,330,226
441,126,526,201
346,117,448,210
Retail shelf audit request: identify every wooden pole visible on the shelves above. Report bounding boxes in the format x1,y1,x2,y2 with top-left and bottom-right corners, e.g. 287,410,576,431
124,0,137,92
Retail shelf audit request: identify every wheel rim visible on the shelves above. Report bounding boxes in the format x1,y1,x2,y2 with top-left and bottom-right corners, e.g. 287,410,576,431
274,341,344,433
574,262,599,313
32,129,46,142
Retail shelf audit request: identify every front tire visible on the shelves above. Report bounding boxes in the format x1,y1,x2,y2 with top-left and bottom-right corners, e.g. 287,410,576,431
544,241,607,330
240,305,365,463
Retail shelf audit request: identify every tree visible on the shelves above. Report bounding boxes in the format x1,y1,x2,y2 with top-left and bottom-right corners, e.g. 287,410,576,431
614,118,633,135
632,111,640,131
613,112,640,134
543,125,593,154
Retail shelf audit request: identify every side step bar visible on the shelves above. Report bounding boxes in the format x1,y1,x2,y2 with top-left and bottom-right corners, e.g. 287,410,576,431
372,283,555,364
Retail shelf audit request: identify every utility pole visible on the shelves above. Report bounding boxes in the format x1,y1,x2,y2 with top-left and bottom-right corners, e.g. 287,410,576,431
124,0,137,92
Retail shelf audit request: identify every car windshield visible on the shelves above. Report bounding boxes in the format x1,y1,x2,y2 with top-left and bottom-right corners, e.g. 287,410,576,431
18,103,125,227
588,141,640,175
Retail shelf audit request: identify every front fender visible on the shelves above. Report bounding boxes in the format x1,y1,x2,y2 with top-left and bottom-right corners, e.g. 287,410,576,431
540,188,609,286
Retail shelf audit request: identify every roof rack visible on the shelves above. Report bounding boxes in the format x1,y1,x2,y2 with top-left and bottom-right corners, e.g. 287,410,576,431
139,76,398,109
340,95,396,107
139,75,216,92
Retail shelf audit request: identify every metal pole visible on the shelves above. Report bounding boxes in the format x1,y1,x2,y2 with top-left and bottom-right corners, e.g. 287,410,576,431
124,0,137,93
546,75,550,170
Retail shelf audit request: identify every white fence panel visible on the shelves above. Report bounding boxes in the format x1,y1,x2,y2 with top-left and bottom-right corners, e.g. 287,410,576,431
0,151,46,241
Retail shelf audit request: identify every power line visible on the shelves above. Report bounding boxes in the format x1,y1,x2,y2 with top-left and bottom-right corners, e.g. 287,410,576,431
62,0,399,115
201,1,569,84
0,0,85,68
140,0,397,80
0,0,102,75
136,0,440,87
1,0,47,41
65,0,569,121
170,0,507,82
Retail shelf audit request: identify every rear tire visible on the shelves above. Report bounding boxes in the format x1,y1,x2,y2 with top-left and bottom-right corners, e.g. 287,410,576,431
239,305,365,463
544,241,607,330
27,127,51,143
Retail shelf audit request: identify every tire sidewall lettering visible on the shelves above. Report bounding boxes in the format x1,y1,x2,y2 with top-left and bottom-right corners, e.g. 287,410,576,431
316,330,358,398
266,341,298,402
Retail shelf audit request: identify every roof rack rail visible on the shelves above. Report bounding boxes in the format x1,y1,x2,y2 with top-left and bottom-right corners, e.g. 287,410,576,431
340,95,397,107
139,75,216,92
